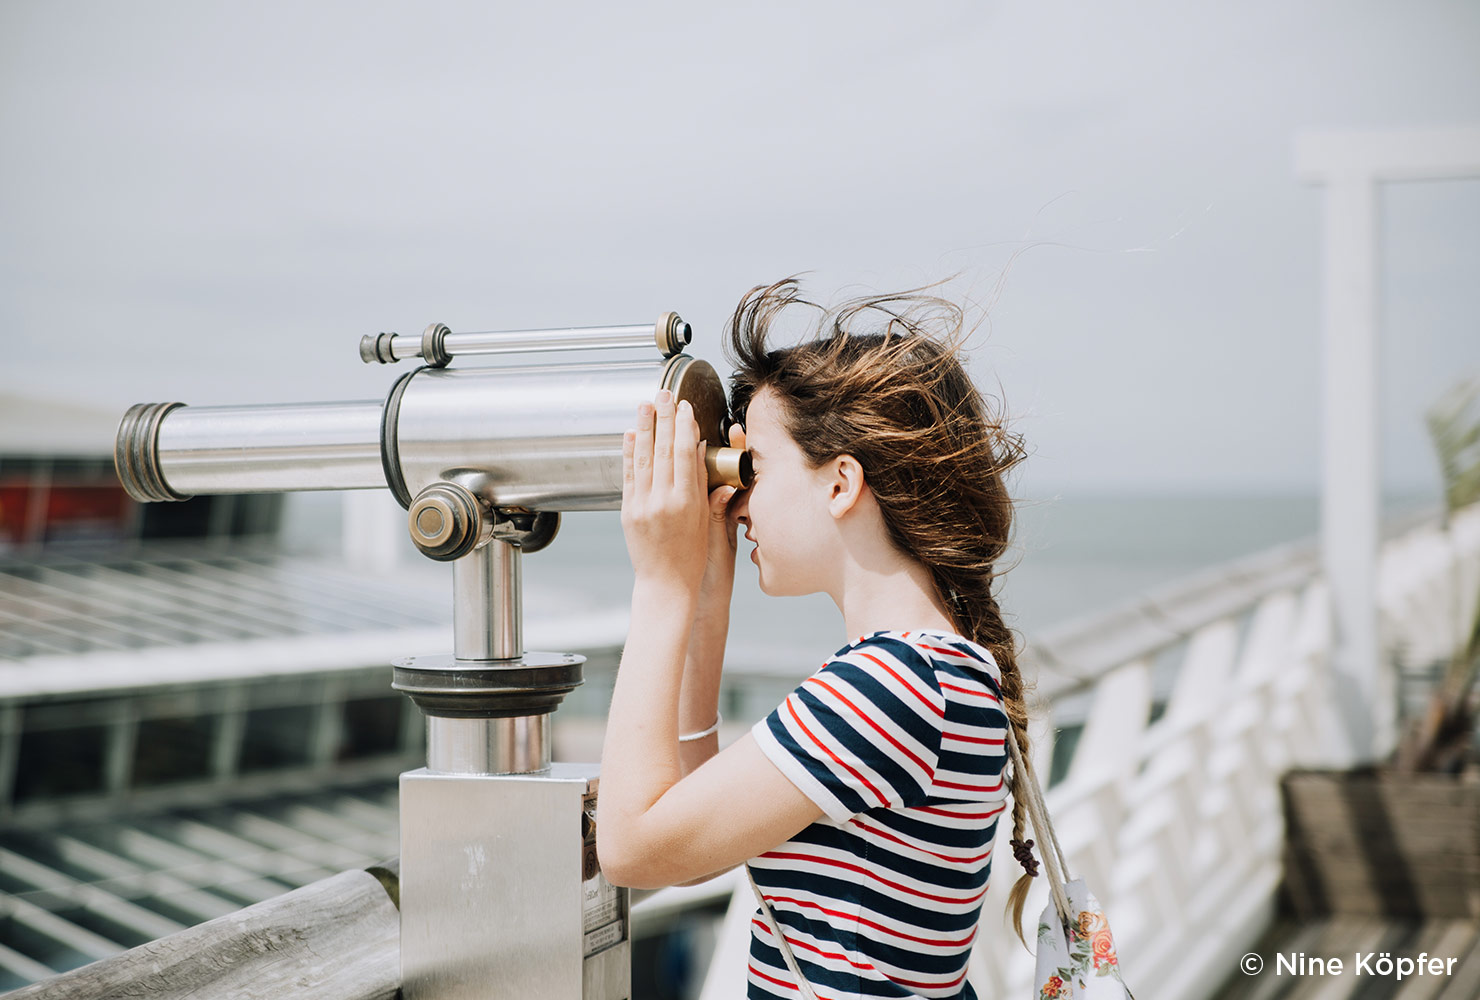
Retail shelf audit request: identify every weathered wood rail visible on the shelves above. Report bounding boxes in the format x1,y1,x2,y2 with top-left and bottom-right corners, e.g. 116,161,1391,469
5,861,401,999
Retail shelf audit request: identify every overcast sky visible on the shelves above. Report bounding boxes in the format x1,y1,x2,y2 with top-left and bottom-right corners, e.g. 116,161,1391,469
2,1,1477,498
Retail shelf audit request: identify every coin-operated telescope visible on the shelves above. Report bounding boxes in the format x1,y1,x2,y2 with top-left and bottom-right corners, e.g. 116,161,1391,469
115,314,751,1000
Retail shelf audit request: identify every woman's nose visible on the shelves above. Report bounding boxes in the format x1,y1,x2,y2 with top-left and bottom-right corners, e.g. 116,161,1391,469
732,485,750,524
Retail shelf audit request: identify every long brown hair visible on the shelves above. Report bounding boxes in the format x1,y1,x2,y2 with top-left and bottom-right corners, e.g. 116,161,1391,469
723,276,1040,943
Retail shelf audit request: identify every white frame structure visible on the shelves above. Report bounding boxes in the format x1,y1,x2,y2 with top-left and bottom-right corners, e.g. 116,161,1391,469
1296,126,1480,763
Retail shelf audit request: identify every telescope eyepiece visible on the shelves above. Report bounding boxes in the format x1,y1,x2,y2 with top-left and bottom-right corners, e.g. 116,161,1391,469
656,311,692,357
705,446,753,490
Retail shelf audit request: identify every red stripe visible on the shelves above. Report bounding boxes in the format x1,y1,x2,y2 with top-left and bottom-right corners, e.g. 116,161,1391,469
896,966,971,990
749,963,800,993
858,652,944,719
753,949,969,997
760,893,977,948
808,677,931,774
942,731,1005,745
935,775,1004,792
921,643,977,658
918,802,1006,820
751,918,881,973
851,816,994,864
939,680,1000,702
753,917,968,991
763,851,988,905
785,699,890,808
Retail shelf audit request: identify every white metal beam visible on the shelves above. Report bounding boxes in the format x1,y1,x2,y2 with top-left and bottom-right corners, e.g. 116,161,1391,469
1296,126,1480,762
1297,127,1480,182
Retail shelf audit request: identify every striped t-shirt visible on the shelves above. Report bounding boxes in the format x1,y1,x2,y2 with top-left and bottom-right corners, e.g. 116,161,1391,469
748,629,1010,1000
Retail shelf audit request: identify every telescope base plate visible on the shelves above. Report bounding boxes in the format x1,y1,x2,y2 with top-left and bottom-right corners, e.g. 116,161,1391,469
392,651,585,719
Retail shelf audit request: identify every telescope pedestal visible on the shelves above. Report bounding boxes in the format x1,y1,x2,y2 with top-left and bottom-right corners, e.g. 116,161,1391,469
395,538,629,1000
399,764,629,1000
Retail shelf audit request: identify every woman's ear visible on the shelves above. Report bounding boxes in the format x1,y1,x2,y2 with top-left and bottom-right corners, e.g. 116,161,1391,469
826,454,868,519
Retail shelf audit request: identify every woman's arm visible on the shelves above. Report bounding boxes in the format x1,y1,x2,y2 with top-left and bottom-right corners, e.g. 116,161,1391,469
598,393,822,889
677,424,745,779
601,727,824,889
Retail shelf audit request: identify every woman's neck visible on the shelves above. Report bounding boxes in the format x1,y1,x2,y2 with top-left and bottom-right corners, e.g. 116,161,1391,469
830,549,956,640
824,478,958,640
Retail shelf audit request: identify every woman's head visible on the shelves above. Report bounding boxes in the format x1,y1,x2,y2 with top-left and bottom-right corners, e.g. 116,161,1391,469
722,276,1042,942
723,277,1024,630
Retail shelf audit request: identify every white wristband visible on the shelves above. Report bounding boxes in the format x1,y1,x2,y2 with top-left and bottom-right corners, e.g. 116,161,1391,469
678,712,723,742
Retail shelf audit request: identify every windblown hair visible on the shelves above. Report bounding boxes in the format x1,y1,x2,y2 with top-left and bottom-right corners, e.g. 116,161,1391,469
724,277,1040,944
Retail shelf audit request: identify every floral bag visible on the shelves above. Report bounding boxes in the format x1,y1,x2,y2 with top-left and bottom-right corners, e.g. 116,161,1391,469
1031,878,1132,999
1004,725,1136,1000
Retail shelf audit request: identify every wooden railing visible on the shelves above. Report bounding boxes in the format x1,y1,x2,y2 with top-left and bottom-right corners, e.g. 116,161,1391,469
5,862,401,1000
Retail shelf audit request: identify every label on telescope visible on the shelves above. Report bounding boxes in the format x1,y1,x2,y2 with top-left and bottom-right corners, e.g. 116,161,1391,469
583,882,622,936
583,920,624,957
582,786,627,957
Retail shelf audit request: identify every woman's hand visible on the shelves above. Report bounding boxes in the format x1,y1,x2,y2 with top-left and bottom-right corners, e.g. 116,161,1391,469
621,389,709,594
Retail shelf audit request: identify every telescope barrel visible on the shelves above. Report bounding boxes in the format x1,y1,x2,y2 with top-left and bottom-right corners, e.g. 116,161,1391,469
117,355,750,510
116,399,385,501
389,356,726,511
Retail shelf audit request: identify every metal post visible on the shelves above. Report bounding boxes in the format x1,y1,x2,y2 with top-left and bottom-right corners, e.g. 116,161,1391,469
1319,173,1382,764
426,716,551,776
454,540,522,662
1295,127,1480,763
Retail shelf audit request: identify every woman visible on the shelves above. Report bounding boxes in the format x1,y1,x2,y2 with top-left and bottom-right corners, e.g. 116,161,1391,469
598,278,1035,1000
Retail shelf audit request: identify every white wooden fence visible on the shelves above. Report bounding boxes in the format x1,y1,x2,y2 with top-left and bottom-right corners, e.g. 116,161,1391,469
655,502,1480,1000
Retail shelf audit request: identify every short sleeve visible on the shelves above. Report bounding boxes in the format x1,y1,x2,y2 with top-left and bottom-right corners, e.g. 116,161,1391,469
751,635,945,824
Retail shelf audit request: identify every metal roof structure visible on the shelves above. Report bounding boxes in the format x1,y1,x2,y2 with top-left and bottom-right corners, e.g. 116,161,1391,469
0,779,400,990
0,540,632,699
0,543,447,664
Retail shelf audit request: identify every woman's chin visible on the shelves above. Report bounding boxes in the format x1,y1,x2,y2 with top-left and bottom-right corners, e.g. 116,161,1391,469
755,569,803,599
754,561,779,597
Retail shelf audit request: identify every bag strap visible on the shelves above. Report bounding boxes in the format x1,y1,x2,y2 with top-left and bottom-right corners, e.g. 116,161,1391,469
1004,721,1074,927
746,864,820,1000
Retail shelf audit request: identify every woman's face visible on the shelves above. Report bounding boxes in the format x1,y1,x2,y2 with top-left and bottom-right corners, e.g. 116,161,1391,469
732,386,839,597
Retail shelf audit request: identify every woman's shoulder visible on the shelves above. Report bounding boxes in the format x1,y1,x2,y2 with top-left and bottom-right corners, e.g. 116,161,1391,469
836,628,1000,675
826,628,999,693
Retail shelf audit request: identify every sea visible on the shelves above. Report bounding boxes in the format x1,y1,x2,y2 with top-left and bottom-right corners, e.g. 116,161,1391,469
283,490,1440,675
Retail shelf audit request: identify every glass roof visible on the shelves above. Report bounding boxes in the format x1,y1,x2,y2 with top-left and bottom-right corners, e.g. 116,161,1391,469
0,543,449,662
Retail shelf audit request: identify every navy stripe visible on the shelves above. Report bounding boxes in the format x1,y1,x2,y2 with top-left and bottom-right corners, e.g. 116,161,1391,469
867,809,999,850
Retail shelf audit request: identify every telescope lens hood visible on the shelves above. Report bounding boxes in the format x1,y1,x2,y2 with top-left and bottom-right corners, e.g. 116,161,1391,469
115,401,190,503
